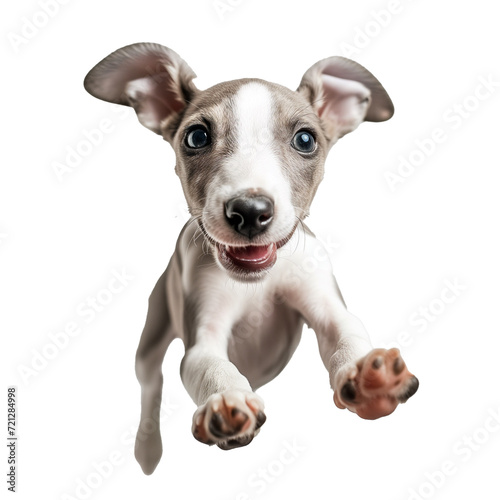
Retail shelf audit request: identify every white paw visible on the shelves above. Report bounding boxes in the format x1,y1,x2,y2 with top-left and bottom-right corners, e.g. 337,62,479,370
192,390,266,449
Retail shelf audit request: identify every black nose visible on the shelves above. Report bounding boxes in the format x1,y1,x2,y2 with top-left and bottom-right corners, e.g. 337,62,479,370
225,195,274,239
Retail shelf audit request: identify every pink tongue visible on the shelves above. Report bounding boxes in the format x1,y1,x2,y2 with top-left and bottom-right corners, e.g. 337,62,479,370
227,245,273,261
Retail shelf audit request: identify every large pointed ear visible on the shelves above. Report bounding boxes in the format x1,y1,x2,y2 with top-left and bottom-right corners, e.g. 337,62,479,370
84,43,198,136
297,56,394,143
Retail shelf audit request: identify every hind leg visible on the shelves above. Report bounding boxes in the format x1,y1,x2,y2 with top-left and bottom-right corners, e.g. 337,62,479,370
134,269,176,474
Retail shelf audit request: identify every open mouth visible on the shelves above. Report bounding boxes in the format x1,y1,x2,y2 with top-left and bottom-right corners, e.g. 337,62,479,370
199,222,297,279
218,243,278,273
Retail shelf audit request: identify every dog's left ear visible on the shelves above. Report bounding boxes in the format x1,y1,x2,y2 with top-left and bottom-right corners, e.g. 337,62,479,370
84,43,198,138
297,56,394,144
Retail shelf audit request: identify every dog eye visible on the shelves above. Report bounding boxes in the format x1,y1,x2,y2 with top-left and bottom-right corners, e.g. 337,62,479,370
292,131,315,153
186,127,210,149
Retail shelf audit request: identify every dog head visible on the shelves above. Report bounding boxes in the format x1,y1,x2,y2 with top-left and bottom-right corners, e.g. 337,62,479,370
84,43,393,282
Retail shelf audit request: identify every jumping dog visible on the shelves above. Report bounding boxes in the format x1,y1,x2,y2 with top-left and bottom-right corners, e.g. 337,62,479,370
84,43,419,474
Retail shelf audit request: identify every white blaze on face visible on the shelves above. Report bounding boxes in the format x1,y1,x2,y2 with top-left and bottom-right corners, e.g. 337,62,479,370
233,83,283,189
204,82,296,245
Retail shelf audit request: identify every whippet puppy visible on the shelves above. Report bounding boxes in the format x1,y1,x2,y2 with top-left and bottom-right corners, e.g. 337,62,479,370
84,43,419,475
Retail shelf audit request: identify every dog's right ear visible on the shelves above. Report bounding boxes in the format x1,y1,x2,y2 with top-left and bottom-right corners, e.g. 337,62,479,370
297,56,394,146
84,43,197,138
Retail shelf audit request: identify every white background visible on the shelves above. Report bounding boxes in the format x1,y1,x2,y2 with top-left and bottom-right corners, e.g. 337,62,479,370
2,1,500,499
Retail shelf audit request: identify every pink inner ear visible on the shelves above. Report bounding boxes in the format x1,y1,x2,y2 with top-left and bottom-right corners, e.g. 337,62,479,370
318,74,370,116
84,43,199,136
125,75,184,133
318,74,371,135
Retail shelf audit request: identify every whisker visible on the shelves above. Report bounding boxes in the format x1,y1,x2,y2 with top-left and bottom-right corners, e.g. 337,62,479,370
184,216,203,255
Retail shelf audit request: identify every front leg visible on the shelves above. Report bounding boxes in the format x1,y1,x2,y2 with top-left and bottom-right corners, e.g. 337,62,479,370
180,288,266,449
285,235,419,419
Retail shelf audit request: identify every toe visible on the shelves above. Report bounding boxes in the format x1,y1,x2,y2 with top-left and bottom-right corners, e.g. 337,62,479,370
217,434,254,450
393,356,406,375
398,376,419,403
208,404,249,439
231,407,249,427
255,410,267,429
209,412,230,438
341,379,357,403
372,356,384,369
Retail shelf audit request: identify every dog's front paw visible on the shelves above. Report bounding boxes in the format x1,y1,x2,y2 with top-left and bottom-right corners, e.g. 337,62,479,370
333,348,419,420
192,390,266,450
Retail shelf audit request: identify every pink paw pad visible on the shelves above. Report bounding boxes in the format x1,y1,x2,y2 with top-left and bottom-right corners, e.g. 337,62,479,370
192,391,266,449
335,348,419,420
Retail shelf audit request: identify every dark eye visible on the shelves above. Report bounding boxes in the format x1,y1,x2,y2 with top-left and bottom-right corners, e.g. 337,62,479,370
185,127,210,149
292,130,315,153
